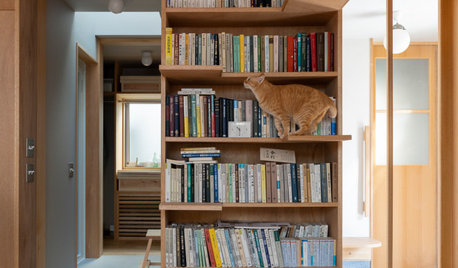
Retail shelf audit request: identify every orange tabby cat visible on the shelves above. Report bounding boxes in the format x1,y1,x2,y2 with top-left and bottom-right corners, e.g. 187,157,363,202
244,73,337,138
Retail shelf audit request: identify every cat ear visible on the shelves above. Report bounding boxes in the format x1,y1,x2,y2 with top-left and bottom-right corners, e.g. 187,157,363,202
257,74,265,84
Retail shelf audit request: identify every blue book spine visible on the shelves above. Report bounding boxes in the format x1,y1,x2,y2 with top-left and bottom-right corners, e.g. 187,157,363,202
214,164,218,203
280,241,289,267
191,95,197,137
306,36,311,72
331,118,337,135
253,100,258,137
174,95,179,137
297,33,302,72
222,98,227,137
181,153,221,158
187,163,192,202
194,230,200,267
257,103,262,137
261,229,272,267
224,229,236,267
290,163,298,202
253,230,265,267
321,163,328,202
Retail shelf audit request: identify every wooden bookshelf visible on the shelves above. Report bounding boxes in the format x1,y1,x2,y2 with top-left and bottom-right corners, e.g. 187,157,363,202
160,0,348,266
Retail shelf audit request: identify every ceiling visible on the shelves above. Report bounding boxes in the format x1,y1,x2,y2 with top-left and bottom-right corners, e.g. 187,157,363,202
63,0,161,12
343,0,438,41
103,41,161,62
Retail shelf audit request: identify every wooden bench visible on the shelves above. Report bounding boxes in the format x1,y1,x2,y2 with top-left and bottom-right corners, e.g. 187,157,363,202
343,237,382,261
142,229,161,268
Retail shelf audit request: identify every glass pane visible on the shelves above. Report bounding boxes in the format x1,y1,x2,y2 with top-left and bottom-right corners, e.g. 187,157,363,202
376,58,429,110
127,103,161,167
376,112,429,165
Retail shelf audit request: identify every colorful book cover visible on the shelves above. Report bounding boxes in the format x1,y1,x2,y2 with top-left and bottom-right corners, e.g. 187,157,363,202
240,34,245,73
291,163,298,202
261,164,267,203
297,33,302,72
214,163,219,203
195,94,201,137
320,163,328,202
166,27,173,65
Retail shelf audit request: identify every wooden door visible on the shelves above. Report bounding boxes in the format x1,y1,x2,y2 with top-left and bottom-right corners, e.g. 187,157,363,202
371,43,437,268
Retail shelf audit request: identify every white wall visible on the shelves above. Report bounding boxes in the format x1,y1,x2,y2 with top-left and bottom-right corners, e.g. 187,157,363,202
342,38,371,237
45,5,161,267
74,12,161,58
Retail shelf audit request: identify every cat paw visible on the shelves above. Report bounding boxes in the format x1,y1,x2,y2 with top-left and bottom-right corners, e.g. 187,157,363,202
279,134,288,140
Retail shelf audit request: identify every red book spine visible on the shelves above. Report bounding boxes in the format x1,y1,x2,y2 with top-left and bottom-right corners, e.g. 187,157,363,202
211,98,216,137
179,95,184,137
327,32,332,72
169,96,175,137
310,33,317,72
204,228,216,267
174,34,179,65
287,36,294,72
293,37,298,72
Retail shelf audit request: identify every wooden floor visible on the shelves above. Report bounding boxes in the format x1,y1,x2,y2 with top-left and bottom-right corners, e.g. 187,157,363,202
103,238,161,256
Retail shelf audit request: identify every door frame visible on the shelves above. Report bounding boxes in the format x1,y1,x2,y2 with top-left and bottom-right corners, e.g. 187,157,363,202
370,41,439,267
76,44,100,262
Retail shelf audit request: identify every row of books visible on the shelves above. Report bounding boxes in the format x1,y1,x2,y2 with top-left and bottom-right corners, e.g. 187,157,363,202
167,0,284,8
165,222,335,267
165,28,335,73
165,160,337,203
166,90,337,138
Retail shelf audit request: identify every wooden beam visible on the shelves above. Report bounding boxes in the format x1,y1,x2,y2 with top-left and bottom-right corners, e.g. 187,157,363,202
440,0,458,266
386,0,394,267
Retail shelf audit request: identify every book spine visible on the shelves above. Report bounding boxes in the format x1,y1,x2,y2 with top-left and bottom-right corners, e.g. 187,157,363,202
330,33,335,72
297,33,302,72
174,95,180,137
324,32,329,72
320,163,328,202
166,96,170,136
293,36,298,72
240,34,245,73
261,164,267,203
310,33,317,72
215,98,220,137
179,95,184,137
287,36,294,72
269,35,274,72
166,28,173,65
317,32,324,72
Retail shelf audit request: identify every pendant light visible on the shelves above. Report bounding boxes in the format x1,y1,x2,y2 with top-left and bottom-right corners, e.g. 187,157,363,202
384,11,411,54
109,0,125,14
141,51,153,66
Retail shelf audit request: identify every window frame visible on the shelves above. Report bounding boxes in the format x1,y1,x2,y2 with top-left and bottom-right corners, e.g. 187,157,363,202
120,94,161,170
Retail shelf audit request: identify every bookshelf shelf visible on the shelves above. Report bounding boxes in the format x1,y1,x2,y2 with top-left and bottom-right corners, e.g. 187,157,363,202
160,0,347,266
160,65,338,84
165,135,351,143
160,202,339,211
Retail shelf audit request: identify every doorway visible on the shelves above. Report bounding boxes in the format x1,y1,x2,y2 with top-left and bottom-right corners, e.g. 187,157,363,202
371,43,438,267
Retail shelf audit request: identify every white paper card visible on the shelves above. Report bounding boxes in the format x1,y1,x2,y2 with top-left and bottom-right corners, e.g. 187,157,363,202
260,147,296,163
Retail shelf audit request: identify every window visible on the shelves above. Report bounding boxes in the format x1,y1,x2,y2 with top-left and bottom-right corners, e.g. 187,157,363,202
124,100,161,168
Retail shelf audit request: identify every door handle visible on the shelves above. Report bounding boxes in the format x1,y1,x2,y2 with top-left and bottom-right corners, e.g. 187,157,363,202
68,163,75,178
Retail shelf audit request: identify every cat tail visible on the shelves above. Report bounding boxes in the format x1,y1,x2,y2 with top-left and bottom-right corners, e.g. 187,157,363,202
327,101,337,118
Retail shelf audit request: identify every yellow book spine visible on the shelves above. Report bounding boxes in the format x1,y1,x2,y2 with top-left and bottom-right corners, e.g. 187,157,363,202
185,33,189,65
166,27,173,65
261,164,266,203
209,228,222,267
196,95,201,137
269,35,274,72
240,34,245,73
184,96,189,138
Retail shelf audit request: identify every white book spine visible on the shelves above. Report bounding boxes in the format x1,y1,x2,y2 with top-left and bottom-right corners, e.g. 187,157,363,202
202,33,207,65
240,229,252,267
206,33,211,66
265,230,276,267
246,36,251,73
172,228,177,267
314,164,322,202
258,231,268,267
165,163,171,202
232,164,236,202
253,35,258,72
248,165,254,203
300,164,305,203
184,164,188,202
274,35,279,72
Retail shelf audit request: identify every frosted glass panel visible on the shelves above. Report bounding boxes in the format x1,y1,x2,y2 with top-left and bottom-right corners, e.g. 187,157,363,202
375,112,429,165
376,59,429,110
127,103,161,167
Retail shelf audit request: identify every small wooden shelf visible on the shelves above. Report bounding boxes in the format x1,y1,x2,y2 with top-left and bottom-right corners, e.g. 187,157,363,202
160,202,339,211
165,135,351,143
159,65,338,84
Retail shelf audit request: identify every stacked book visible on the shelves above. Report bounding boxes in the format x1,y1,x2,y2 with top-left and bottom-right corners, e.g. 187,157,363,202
181,147,221,163
166,28,335,73
166,89,336,137
165,160,337,203
165,222,336,267
167,0,284,8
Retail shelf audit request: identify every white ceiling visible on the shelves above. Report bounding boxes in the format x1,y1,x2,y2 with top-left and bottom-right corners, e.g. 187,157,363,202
63,0,161,12
343,0,438,41
103,43,161,62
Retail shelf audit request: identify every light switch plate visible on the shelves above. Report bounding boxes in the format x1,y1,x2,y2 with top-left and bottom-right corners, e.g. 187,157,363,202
26,163,35,183
26,138,35,158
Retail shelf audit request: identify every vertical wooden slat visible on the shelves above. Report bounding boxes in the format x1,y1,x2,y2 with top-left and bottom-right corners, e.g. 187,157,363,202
386,0,394,267
440,0,458,266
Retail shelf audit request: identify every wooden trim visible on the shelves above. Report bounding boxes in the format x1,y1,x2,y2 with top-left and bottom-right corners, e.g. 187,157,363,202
99,37,161,46
386,1,394,267
85,40,103,258
36,0,46,266
440,0,458,266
